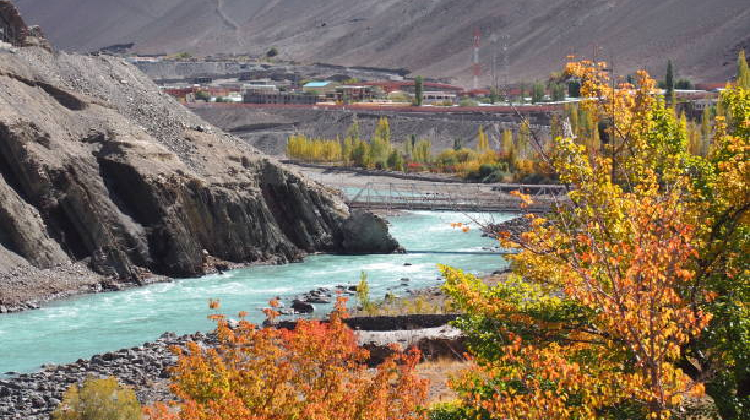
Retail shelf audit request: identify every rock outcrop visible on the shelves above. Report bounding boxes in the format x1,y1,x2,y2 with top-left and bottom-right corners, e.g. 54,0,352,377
0,1,50,50
0,2,400,308
339,211,402,254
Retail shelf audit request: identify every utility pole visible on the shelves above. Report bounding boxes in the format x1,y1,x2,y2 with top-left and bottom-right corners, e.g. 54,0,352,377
501,34,510,105
473,27,481,90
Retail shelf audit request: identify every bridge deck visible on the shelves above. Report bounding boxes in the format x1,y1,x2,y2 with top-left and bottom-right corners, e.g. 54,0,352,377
343,182,564,213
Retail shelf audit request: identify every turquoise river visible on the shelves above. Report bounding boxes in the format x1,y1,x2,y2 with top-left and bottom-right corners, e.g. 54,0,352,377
0,211,514,374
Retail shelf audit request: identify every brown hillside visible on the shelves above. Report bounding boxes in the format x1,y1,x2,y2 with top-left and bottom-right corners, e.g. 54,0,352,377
13,0,750,84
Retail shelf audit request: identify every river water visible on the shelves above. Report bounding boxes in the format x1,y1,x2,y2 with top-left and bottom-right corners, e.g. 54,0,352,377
0,211,513,374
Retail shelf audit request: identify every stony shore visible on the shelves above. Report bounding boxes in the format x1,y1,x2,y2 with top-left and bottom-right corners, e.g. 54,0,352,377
0,331,210,420
0,311,467,419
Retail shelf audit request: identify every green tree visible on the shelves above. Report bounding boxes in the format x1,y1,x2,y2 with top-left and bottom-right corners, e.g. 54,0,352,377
676,78,693,89
518,121,530,158
700,106,712,155
356,272,374,312
404,134,416,160
174,52,192,61
369,117,392,168
551,83,566,101
414,76,425,106
568,80,581,98
387,149,404,171
53,377,141,420
351,139,370,167
489,87,500,104
195,90,211,101
453,138,463,151
412,138,432,164
346,118,360,141
665,60,676,106
531,82,545,103
550,113,563,140
266,47,279,58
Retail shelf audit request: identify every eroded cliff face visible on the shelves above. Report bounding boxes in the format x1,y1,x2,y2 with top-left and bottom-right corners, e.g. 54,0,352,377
0,9,398,307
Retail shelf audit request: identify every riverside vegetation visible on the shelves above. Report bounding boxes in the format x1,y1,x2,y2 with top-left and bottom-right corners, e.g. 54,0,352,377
51,55,747,419
286,117,556,184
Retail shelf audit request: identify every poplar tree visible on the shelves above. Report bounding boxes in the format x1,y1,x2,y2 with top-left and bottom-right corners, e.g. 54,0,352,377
666,60,676,106
700,107,712,155
414,76,425,106
518,121,530,159
369,117,392,168
738,50,750,88
477,125,490,152
412,139,432,164
532,82,545,103
346,119,360,141
550,114,563,140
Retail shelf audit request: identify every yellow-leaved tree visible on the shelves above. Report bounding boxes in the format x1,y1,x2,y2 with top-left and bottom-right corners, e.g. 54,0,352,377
442,59,748,419
53,377,141,420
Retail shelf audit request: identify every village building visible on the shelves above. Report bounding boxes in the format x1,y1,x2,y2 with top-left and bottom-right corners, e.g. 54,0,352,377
244,91,318,105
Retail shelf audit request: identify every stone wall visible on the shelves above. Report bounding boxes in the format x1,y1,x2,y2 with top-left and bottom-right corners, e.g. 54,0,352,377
195,106,553,156
273,313,461,331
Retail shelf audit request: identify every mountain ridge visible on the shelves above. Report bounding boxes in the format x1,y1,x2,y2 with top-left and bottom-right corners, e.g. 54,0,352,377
12,0,750,84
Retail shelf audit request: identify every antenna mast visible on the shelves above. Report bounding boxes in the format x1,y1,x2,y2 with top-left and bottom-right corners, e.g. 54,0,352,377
473,27,481,90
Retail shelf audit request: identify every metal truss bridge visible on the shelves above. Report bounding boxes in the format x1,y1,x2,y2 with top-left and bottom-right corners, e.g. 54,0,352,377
345,182,566,213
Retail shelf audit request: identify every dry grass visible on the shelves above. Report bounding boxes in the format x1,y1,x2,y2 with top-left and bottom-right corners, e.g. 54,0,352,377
415,358,473,405
352,273,511,317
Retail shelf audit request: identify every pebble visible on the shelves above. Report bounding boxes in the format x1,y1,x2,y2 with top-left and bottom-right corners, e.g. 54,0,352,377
0,333,216,419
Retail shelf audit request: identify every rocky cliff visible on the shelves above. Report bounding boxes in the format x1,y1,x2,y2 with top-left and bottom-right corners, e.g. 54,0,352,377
0,5,399,309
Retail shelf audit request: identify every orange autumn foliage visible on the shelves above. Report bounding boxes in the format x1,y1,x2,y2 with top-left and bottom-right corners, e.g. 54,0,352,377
441,59,749,420
145,297,428,420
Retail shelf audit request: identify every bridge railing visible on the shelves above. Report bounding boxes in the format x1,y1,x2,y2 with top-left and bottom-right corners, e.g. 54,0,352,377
345,182,565,212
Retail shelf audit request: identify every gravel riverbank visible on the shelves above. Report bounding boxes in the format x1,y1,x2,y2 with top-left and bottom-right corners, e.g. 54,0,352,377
0,331,211,420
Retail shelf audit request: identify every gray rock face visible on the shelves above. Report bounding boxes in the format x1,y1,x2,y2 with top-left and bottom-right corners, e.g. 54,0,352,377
0,5,400,308
0,2,51,50
339,211,402,254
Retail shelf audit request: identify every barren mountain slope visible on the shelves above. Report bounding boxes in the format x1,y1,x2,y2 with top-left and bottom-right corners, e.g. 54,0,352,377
13,0,750,83
0,3,399,309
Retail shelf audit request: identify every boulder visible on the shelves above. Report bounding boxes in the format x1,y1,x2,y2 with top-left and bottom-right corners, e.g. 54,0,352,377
291,299,314,313
338,211,403,254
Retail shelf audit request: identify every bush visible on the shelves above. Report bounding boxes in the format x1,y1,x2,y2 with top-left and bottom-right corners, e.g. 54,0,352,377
478,163,499,179
53,377,141,420
482,169,512,183
387,149,405,171
429,401,474,420
195,91,211,101
436,150,458,168
146,301,428,420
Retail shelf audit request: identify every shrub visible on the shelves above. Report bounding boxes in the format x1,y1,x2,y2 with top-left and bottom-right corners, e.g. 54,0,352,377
387,149,405,171
428,401,474,420
146,299,428,420
482,169,512,183
52,377,141,420
478,163,498,179
195,90,211,101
